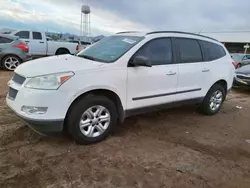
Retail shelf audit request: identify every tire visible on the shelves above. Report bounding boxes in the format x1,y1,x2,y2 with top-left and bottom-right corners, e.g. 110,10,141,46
2,55,21,71
66,94,118,145
56,49,70,55
200,84,226,115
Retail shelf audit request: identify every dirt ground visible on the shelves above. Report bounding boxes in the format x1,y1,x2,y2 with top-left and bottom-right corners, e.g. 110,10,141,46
1,70,250,188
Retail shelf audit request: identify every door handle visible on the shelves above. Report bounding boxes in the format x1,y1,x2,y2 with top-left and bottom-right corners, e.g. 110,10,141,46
202,68,210,72
39,42,44,43
166,71,176,76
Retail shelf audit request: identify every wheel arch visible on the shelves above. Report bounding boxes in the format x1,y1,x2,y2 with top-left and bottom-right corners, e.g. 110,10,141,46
65,88,125,129
55,48,70,55
209,79,228,95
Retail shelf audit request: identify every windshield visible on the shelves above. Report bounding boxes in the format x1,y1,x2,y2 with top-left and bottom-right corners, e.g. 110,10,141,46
77,35,144,63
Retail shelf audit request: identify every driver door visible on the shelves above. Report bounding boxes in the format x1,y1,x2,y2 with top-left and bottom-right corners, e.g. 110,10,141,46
127,38,178,110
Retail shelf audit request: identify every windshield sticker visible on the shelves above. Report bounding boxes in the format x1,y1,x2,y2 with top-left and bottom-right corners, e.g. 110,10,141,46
122,38,136,44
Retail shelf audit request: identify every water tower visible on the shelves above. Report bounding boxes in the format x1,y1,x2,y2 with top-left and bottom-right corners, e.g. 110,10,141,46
80,5,91,42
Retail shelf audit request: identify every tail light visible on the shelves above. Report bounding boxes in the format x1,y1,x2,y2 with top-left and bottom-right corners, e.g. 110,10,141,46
76,44,79,51
232,61,237,69
13,42,29,53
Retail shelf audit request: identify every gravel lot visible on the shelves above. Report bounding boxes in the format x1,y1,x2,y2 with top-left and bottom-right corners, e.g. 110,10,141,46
0,70,250,188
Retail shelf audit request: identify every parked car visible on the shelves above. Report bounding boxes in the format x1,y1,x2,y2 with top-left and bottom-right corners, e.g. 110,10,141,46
0,34,31,71
238,54,250,68
233,64,250,88
231,53,250,68
6,31,235,144
10,30,78,57
230,53,244,62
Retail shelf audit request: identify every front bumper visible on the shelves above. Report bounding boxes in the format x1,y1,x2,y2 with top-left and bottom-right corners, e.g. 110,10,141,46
7,104,64,135
233,77,250,88
5,76,72,136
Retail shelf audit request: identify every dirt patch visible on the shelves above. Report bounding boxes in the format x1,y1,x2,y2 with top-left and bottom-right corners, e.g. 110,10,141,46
1,70,250,188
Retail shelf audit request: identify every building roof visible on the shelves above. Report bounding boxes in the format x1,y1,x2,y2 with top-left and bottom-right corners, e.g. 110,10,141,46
200,32,250,43
116,31,250,43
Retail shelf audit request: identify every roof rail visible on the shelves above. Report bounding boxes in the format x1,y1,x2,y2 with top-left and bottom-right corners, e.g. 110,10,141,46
146,31,218,41
116,31,139,34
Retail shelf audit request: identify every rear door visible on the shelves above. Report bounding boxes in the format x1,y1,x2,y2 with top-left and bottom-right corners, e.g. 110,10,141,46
173,37,210,101
14,30,30,44
0,36,14,58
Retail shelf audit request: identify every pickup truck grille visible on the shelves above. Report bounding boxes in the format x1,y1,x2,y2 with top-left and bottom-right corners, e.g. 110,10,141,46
12,74,26,85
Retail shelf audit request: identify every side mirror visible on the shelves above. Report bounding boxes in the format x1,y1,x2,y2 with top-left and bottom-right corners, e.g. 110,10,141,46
130,56,152,67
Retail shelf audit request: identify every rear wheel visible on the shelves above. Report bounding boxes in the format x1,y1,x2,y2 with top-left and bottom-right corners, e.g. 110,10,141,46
2,55,21,71
66,94,118,145
200,84,226,115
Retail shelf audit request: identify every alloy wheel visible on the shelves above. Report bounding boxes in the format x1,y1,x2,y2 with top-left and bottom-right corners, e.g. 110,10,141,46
4,56,20,71
79,105,111,138
209,90,223,111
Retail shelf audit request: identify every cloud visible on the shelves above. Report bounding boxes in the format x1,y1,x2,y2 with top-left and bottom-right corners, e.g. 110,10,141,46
1,0,250,36
0,0,149,35
87,0,250,32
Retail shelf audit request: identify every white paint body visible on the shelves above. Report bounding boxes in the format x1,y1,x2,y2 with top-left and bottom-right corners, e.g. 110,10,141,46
6,32,235,122
11,30,78,56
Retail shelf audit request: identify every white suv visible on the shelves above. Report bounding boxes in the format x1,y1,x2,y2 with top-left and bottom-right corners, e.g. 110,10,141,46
6,31,235,144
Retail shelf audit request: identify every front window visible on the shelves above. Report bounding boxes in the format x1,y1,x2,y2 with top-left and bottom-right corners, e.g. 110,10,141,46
77,35,144,63
245,55,250,59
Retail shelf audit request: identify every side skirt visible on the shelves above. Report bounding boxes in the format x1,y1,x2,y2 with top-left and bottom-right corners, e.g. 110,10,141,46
125,97,204,118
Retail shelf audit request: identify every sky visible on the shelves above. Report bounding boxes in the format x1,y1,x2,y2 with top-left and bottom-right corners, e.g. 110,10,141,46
1,0,250,36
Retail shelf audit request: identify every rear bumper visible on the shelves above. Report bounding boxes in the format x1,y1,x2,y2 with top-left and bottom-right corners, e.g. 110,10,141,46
20,53,32,62
7,103,64,136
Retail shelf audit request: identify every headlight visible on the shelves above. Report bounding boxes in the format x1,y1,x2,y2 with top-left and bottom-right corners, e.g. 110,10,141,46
25,72,74,90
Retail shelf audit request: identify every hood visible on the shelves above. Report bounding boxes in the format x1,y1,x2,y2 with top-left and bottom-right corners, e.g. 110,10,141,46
236,64,250,75
15,55,106,77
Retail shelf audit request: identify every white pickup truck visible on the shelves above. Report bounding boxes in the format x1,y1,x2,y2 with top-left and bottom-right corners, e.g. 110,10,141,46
11,30,78,56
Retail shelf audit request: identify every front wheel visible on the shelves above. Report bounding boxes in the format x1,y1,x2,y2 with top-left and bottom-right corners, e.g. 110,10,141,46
200,84,226,115
66,94,118,145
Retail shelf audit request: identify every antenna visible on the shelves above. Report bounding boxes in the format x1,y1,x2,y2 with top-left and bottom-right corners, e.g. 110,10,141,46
198,29,202,34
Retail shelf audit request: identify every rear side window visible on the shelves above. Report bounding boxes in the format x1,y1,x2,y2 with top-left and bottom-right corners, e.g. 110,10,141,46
14,31,30,39
133,38,172,65
33,32,42,40
0,37,13,43
174,38,202,63
81,41,91,45
199,41,226,61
